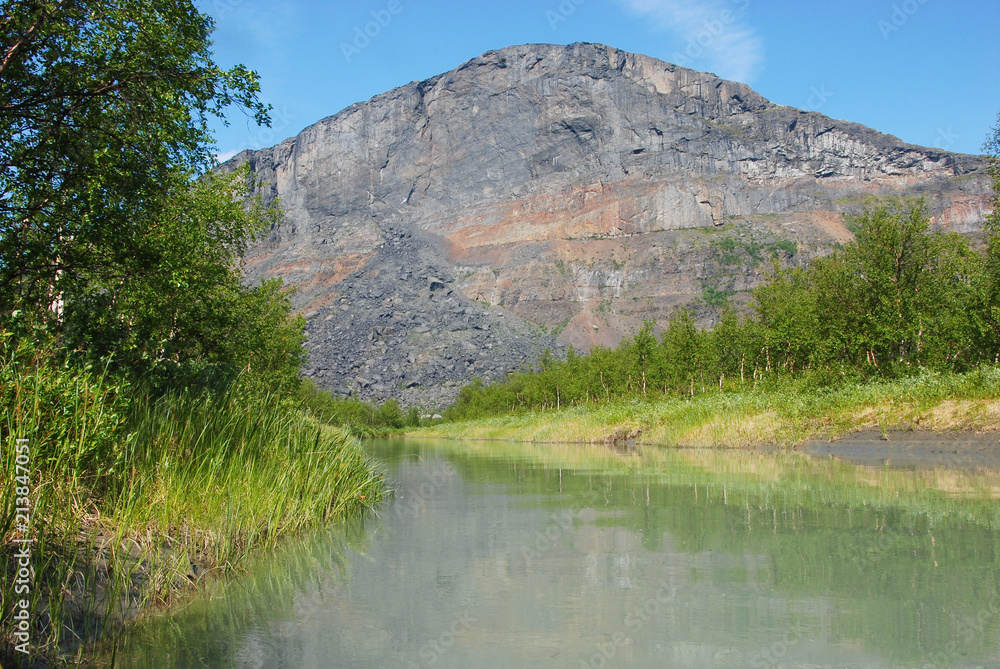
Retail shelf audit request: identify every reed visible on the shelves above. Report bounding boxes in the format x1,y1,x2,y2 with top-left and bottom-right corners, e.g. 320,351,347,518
1,336,385,666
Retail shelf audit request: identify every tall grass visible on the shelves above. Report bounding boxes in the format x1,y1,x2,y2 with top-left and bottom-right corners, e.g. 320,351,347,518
414,367,1000,447
1,335,385,666
122,386,385,572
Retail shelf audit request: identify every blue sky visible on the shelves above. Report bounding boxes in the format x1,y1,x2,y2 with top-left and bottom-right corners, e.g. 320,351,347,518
202,0,1000,160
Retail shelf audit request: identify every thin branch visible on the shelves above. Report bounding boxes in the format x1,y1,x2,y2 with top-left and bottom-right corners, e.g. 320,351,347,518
0,0,63,78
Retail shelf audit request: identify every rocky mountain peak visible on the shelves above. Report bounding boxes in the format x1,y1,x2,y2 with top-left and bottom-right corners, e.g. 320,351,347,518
229,43,991,408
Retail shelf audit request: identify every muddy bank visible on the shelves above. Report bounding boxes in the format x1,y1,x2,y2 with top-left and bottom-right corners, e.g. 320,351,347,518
804,429,1000,470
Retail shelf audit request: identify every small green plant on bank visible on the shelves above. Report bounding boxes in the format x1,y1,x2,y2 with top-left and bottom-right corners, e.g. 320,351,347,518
701,285,736,308
709,235,796,267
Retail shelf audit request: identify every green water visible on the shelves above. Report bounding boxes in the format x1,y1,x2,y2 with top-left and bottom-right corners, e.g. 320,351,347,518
114,439,1000,668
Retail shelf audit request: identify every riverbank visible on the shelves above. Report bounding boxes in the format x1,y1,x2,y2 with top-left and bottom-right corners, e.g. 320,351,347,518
103,438,1000,668
410,368,1000,449
1,345,386,668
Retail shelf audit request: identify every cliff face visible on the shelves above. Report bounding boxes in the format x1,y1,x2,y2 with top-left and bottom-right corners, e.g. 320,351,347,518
231,42,992,408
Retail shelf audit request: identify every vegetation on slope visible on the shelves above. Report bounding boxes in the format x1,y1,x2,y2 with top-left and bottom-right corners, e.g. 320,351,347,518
444,196,1000,424
1,339,385,663
429,116,1000,442
296,379,421,436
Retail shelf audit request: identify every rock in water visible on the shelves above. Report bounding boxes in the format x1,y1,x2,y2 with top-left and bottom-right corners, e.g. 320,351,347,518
228,43,992,408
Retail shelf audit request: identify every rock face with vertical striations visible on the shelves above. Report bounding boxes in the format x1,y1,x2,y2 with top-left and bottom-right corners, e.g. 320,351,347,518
227,42,993,409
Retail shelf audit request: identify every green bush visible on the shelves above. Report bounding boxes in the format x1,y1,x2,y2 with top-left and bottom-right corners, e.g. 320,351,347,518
297,379,414,433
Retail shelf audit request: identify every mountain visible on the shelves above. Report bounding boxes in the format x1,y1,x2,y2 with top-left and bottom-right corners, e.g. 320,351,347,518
227,43,992,409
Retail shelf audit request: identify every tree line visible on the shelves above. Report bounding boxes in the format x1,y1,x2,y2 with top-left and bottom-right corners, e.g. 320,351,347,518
296,379,421,433
447,194,1000,421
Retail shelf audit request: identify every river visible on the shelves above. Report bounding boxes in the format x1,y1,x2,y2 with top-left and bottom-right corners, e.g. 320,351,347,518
114,438,1000,668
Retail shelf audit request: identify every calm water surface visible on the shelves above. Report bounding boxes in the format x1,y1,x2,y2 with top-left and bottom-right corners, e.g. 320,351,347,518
117,439,1000,668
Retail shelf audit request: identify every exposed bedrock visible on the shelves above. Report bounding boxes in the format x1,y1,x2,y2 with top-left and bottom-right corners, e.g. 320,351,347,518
228,42,992,407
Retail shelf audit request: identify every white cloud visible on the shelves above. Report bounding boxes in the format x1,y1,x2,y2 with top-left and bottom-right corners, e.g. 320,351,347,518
215,149,241,163
618,0,764,84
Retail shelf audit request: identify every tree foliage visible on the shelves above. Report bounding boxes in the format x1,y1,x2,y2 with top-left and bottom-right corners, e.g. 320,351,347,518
446,200,1000,421
1,0,269,311
60,166,304,392
0,1,306,394
980,111,1000,353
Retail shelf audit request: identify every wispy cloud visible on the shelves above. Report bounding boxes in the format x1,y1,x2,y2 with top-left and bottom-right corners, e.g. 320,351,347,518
617,0,764,84
215,149,242,163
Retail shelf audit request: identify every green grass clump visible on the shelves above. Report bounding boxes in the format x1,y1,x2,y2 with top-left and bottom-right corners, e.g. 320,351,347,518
1,335,385,665
123,384,385,568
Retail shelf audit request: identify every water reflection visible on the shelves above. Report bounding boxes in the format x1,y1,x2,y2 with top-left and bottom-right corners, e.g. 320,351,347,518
114,440,1000,668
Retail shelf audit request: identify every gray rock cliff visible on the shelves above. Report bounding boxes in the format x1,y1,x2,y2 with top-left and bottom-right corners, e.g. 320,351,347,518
228,42,992,408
